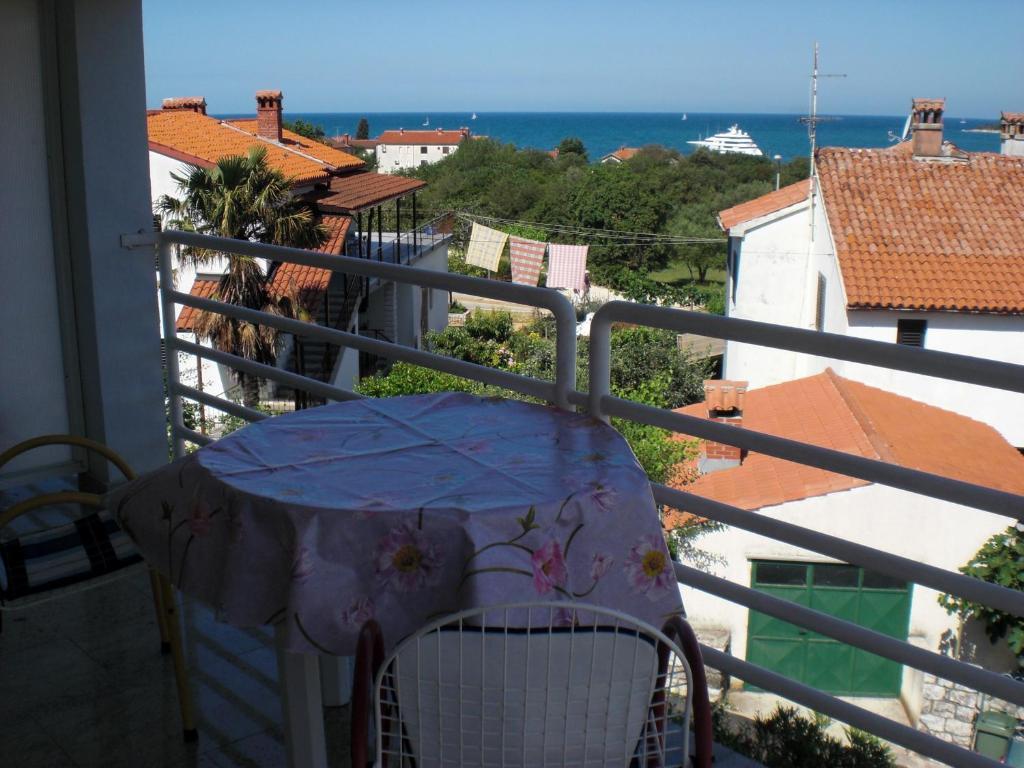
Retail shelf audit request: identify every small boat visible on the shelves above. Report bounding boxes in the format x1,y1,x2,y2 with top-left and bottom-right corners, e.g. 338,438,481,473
687,124,763,156
471,112,478,120
960,119,967,124
681,113,687,121
423,116,430,127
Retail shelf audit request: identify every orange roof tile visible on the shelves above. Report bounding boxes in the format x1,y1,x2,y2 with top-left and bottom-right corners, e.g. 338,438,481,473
175,277,219,332
603,147,641,162
267,215,352,311
815,144,1024,313
718,180,811,230
376,128,470,145
313,172,427,213
1002,112,1024,124
148,110,356,185
665,369,1024,523
227,120,363,170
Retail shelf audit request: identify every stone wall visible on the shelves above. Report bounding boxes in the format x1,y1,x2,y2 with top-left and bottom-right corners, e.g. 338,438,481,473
917,673,980,747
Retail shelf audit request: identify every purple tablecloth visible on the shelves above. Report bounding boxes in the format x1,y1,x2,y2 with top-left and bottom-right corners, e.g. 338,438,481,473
110,393,682,653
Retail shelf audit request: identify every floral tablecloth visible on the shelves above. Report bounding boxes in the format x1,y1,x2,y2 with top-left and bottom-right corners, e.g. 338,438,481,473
109,393,682,654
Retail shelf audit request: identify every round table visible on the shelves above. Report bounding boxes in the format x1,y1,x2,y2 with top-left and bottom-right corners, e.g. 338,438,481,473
111,393,681,767
113,392,681,652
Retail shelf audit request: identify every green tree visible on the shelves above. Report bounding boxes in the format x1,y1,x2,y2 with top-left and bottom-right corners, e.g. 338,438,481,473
557,136,588,162
356,117,370,140
939,525,1024,663
283,119,326,141
156,146,326,406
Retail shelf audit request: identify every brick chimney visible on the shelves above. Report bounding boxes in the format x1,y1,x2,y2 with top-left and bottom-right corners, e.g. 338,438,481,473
255,90,283,142
1000,112,1024,157
911,98,945,158
700,380,747,473
161,97,206,115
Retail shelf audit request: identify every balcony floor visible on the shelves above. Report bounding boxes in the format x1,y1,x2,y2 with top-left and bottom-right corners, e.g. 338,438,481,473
0,568,350,768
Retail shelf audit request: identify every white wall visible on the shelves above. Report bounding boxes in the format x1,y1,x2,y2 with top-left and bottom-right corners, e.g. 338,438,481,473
680,482,1013,705
0,0,74,475
723,202,815,386
841,311,1024,446
376,142,458,173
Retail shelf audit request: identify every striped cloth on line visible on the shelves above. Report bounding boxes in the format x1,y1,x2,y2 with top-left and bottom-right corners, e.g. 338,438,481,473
546,243,589,292
464,222,508,272
509,237,546,286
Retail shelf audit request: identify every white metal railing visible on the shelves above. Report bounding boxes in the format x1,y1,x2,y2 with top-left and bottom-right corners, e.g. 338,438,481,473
154,231,1024,768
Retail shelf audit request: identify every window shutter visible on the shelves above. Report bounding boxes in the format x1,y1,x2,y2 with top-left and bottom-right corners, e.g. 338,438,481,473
815,273,827,332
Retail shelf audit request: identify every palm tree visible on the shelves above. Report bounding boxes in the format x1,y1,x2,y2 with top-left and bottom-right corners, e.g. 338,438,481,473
157,146,326,407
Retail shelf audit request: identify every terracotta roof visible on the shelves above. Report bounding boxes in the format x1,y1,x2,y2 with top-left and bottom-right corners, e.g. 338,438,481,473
376,128,470,145
327,135,379,151
665,369,1024,524
718,180,811,230
1002,112,1024,124
226,120,363,170
161,97,206,112
815,144,1024,313
313,172,427,213
147,110,359,185
267,215,351,311
175,277,220,332
603,147,640,162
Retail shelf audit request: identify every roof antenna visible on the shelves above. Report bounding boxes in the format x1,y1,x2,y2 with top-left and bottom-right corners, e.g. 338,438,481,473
798,42,846,241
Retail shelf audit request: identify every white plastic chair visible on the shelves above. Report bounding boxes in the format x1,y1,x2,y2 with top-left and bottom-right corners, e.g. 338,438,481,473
350,602,713,768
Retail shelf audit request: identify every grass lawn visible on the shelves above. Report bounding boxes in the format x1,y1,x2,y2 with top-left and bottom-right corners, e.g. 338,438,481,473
648,261,727,285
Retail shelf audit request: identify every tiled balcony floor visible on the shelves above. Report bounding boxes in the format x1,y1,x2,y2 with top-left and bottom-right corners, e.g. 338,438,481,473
0,568,350,768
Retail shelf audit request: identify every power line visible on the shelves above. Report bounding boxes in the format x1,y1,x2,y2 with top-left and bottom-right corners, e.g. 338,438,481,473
456,212,725,245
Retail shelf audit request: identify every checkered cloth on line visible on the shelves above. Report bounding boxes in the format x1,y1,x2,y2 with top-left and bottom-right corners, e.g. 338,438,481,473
546,243,588,292
509,237,547,286
464,222,508,272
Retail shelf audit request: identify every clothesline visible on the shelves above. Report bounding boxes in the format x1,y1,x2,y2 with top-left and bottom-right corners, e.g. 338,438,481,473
459,212,726,245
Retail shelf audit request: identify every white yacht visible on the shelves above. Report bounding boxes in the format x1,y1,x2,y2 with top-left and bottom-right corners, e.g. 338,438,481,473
687,124,763,156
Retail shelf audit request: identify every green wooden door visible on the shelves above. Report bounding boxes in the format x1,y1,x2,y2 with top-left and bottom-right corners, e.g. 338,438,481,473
746,561,911,697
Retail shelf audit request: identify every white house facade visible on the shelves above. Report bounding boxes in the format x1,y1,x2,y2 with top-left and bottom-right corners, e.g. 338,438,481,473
669,373,1024,720
719,99,1024,447
374,128,470,173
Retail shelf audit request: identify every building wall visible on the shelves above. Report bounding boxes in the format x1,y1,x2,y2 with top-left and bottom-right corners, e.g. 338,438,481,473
723,203,815,387
0,0,75,475
841,311,1024,446
679,481,1013,711
376,142,458,173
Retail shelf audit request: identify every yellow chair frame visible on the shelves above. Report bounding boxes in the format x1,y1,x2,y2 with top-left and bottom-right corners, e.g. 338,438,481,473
0,434,197,740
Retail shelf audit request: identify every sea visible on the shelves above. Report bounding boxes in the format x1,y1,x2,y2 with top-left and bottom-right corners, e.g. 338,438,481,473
271,112,1001,162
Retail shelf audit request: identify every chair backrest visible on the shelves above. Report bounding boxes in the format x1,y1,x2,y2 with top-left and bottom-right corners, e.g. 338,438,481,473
374,602,692,768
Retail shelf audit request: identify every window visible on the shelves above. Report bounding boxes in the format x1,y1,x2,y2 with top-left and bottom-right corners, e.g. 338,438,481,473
754,562,807,586
420,146,428,154
420,160,428,167
728,242,740,303
896,319,927,347
815,273,827,331
442,146,450,155
380,145,386,153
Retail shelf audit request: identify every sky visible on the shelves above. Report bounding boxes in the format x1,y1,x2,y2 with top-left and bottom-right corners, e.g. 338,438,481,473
143,0,1022,118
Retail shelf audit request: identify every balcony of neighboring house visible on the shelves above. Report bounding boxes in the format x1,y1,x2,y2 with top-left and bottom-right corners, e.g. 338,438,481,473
3,3,1024,768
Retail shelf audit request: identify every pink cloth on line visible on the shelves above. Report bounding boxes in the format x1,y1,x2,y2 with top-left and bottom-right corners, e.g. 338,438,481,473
546,243,588,292
509,237,546,286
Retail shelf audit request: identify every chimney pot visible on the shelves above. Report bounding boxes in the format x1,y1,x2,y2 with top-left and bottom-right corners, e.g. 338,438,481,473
700,380,747,472
255,89,283,142
911,97,945,158
161,97,207,115
1000,111,1024,157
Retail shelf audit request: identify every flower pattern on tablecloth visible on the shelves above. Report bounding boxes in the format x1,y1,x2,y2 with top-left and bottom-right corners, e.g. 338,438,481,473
106,393,682,655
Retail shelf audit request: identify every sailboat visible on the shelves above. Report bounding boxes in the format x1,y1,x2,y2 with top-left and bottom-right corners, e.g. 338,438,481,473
681,113,687,121
471,112,478,120
423,116,430,127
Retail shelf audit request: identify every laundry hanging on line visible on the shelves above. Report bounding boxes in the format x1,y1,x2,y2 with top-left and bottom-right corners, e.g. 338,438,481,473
545,243,589,293
464,222,508,272
509,237,546,287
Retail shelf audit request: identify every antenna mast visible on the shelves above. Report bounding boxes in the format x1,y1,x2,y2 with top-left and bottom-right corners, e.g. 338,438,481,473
798,42,845,240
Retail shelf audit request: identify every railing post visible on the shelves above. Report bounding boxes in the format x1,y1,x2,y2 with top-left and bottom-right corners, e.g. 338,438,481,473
158,236,187,459
588,305,613,423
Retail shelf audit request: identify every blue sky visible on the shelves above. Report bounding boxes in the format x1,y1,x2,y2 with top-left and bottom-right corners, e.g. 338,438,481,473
143,0,1021,117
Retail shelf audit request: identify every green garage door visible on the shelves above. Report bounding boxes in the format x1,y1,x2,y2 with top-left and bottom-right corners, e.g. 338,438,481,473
746,561,912,697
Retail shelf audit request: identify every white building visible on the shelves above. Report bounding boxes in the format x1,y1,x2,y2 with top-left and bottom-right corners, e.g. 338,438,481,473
375,128,470,173
1001,112,1024,157
147,93,451,407
669,374,1024,718
718,98,1024,447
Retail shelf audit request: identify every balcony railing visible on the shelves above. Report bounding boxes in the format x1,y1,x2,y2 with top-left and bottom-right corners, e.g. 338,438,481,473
153,229,1024,768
